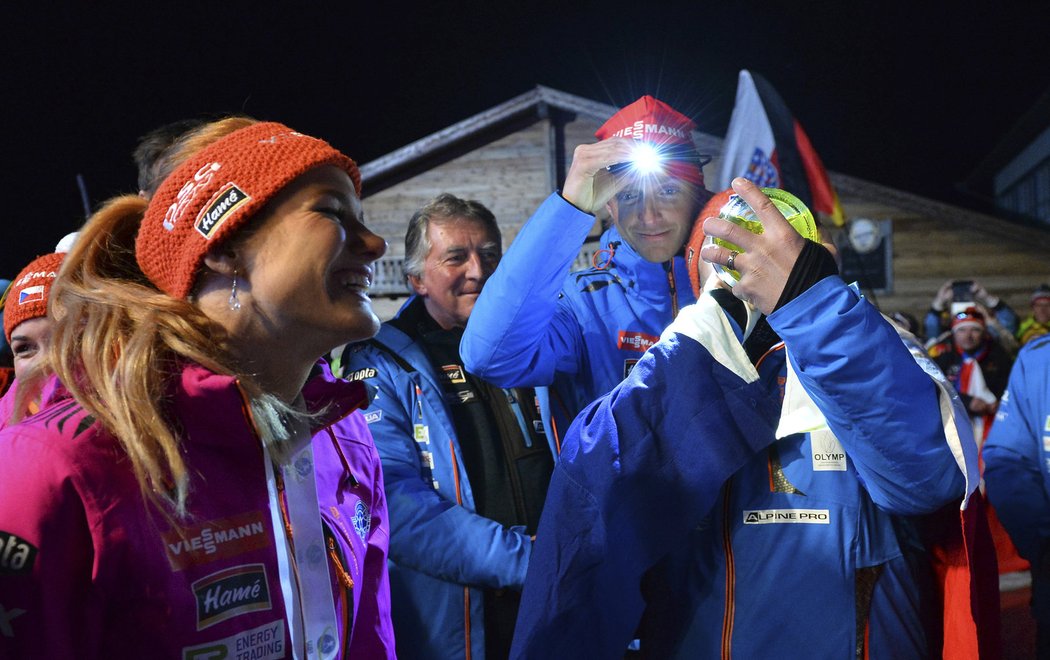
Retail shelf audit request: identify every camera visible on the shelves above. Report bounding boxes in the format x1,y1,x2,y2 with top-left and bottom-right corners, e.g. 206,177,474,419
952,280,974,303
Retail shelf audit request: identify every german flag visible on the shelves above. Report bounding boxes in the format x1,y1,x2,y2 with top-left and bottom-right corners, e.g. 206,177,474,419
717,70,845,227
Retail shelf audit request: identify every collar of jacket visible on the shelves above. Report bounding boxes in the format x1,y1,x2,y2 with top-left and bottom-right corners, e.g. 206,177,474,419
39,359,367,440
597,225,691,307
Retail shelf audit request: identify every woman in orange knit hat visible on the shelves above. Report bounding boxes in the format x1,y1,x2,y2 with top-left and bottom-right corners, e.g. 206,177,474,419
0,118,396,659
0,250,68,426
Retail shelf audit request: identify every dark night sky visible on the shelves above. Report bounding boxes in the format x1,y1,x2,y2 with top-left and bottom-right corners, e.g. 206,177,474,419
2,2,1047,276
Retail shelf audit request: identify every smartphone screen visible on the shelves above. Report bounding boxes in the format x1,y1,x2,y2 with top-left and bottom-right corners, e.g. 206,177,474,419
952,280,974,302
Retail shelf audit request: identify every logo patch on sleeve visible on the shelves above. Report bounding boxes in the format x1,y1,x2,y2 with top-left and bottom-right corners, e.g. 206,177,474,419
0,532,37,575
192,564,271,630
183,619,285,660
195,183,251,239
364,410,383,424
162,510,270,571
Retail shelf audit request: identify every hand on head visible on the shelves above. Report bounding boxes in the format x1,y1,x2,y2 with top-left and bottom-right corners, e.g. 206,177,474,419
560,138,637,214
699,178,806,315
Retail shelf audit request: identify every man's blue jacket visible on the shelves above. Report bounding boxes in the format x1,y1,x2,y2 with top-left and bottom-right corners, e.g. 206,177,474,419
984,334,1050,562
511,277,978,659
461,193,696,438
340,300,557,660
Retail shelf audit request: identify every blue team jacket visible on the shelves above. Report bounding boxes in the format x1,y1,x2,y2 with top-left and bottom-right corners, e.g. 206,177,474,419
340,300,557,660
511,277,975,659
984,334,1050,562
461,192,696,437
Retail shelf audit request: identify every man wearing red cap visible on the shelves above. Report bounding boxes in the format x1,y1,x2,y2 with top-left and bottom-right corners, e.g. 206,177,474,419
929,306,1013,441
461,95,711,438
510,178,992,658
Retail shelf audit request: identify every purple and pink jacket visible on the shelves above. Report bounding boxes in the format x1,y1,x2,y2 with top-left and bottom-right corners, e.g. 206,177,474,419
0,361,394,659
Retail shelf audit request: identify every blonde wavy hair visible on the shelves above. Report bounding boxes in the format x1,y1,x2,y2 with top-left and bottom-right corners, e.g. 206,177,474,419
48,116,304,518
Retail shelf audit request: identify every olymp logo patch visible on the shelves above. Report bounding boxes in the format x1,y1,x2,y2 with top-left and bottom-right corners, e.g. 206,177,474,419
162,510,270,571
193,564,271,630
0,532,37,576
810,428,847,472
183,619,285,660
195,183,251,239
743,509,830,524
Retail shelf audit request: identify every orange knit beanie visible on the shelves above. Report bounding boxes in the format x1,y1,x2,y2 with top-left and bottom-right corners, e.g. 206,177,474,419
3,252,66,341
136,121,361,298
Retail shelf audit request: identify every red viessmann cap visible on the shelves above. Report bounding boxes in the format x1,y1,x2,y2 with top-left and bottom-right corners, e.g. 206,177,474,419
596,95,705,187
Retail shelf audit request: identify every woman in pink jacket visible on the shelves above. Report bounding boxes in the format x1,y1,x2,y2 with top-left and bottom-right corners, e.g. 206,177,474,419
0,119,396,658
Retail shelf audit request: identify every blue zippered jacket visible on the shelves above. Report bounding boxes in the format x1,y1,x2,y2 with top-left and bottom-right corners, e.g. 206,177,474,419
984,334,1050,562
339,299,557,660
461,193,696,437
511,277,977,659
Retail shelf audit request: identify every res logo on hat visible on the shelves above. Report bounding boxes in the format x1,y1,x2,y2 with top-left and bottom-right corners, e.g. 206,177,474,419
138,121,362,299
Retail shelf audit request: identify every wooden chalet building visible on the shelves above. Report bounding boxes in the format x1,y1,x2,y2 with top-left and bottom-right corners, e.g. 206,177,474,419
360,85,1050,331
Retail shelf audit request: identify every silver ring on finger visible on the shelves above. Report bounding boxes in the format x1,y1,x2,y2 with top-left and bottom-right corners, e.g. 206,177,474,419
726,250,738,271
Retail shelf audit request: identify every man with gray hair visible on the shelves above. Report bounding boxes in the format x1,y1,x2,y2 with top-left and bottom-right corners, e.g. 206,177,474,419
338,193,556,659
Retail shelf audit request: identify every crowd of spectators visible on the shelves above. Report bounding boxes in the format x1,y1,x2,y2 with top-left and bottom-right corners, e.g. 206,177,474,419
1,98,1047,659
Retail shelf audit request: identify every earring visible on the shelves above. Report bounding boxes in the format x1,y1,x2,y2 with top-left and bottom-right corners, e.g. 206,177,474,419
228,270,242,312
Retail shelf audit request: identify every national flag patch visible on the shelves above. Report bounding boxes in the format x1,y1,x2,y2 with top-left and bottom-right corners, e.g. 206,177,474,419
18,285,45,305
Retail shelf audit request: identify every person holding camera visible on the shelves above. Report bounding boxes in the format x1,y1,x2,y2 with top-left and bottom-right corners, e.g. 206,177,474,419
928,307,1013,441
925,279,1018,349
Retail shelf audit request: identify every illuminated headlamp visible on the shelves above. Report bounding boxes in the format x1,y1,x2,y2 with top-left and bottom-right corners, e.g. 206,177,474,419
606,143,712,176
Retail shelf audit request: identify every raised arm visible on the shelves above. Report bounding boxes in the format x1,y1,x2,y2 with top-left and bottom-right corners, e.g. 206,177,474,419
461,139,636,387
511,299,780,659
